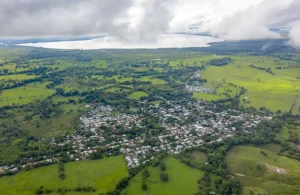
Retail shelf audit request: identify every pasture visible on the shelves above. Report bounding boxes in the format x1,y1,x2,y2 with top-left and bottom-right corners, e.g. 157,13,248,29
193,82,241,101
21,103,86,138
0,82,55,107
0,74,36,81
137,76,167,85
191,151,208,164
122,157,205,195
129,91,149,99
199,55,300,113
226,145,300,195
0,156,128,195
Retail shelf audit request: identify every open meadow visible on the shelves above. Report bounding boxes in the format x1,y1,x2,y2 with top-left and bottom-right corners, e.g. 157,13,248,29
0,156,128,195
199,55,300,113
0,82,55,107
226,145,300,195
129,91,149,100
122,157,205,195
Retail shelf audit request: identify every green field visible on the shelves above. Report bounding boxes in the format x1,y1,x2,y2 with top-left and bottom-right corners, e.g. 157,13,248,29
0,74,36,81
21,103,86,137
129,91,149,99
169,56,215,67
199,56,300,113
0,156,128,195
105,87,131,93
191,151,208,164
0,82,55,106
138,76,166,85
122,157,205,195
226,145,300,195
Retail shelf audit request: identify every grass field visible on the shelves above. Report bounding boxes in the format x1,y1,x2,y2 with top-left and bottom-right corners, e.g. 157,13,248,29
0,82,55,107
129,91,149,100
134,67,149,72
169,56,215,67
137,76,166,85
199,55,300,113
22,103,85,137
226,145,300,195
105,87,131,93
150,100,162,106
0,74,36,81
193,82,241,101
191,151,208,164
122,157,205,195
276,124,300,142
0,156,128,195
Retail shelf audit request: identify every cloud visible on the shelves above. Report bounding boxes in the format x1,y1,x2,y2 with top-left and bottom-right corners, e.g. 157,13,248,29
289,21,300,48
1,0,300,48
0,0,134,37
20,34,223,49
197,0,300,40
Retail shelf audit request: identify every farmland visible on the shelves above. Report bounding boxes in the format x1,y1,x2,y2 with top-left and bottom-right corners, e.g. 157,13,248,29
0,82,55,107
200,55,300,113
0,156,128,195
226,145,300,195
129,91,149,99
122,157,205,195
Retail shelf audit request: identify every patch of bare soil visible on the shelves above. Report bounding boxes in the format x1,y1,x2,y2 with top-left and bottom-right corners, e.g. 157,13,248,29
265,164,288,175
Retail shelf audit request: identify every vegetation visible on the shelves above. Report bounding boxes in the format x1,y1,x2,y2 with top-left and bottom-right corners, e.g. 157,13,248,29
0,42,300,195
0,156,128,195
129,91,149,99
226,145,300,195
122,157,206,195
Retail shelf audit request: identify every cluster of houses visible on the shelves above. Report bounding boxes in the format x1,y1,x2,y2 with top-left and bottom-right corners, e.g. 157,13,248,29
185,70,215,94
80,105,142,134
185,85,215,94
76,98,272,168
1,98,273,173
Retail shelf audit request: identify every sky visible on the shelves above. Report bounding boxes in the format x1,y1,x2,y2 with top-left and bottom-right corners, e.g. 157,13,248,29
1,0,300,49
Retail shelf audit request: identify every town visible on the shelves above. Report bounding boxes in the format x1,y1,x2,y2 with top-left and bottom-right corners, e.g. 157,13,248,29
0,97,272,172
60,98,272,168
0,98,272,173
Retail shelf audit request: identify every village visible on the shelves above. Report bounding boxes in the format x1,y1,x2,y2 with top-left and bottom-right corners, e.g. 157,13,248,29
67,98,271,168
0,97,272,174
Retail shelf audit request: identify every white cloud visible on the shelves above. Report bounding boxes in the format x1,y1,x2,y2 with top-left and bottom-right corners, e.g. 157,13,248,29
1,0,300,48
289,21,300,48
20,34,223,49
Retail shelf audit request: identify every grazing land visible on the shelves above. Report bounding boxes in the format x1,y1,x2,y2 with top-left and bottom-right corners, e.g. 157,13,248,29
226,145,300,195
191,151,208,164
0,82,55,107
200,56,300,113
122,157,205,195
129,91,149,99
0,155,128,195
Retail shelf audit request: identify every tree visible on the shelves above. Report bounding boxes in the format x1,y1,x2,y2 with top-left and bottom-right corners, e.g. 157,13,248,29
160,162,166,171
160,173,169,182
142,182,148,191
202,172,211,183
142,169,150,178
